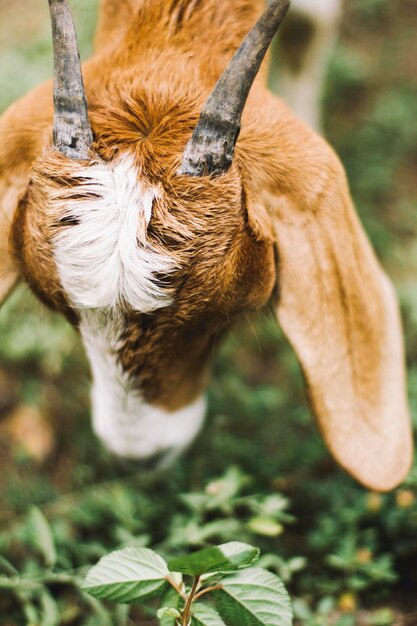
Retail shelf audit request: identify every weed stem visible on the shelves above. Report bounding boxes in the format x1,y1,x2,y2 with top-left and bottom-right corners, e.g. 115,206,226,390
182,575,200,626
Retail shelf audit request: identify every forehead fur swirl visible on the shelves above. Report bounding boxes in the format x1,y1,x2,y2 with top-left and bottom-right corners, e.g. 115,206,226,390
52,154,176,313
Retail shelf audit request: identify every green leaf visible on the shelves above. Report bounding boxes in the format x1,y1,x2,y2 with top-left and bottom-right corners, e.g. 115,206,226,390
40,590,60,626
204,467,249,506
159,588,183,626
82,547,169,604
158,606,181,620
247,516,284,537
215,567,292,626
28,506,57,568
191,603,227,626
168,542,259,576
20,596,40,625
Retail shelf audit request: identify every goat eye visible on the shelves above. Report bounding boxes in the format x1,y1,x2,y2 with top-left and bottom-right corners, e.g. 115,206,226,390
57,216,80,226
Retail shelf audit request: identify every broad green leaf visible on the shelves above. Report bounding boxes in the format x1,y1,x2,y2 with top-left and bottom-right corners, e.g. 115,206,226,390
215,567,292,626
191,603,227,626
168,542,259,576
28,507,57,568
82,547,169,603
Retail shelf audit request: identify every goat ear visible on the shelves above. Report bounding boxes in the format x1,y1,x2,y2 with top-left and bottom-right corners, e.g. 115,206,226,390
0,164,25,306
244,185,275,243
268,154,412,492
0,82,53,307
0,177,20,306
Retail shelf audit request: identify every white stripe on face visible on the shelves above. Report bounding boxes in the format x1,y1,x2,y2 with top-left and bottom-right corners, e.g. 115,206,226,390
53,153,175,313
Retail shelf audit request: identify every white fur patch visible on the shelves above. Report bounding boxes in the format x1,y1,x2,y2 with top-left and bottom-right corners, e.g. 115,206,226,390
53,154,175,313
81,312,206,460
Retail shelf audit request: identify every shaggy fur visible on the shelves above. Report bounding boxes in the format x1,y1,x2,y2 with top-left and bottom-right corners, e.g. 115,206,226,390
52,154,175,312
0,0,412,489
80,310,207,459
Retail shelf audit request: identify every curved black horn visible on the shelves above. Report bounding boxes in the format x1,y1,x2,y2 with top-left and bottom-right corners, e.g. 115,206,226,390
179,0,290,177
48,0,93,159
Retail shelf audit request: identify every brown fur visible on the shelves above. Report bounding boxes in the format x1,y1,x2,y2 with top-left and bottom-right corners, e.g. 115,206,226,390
0,0,412,490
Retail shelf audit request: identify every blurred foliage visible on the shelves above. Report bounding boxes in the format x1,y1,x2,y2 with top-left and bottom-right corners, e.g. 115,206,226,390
0,0,416,624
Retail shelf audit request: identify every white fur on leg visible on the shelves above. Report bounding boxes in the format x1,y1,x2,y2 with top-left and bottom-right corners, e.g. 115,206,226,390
81,313,206,460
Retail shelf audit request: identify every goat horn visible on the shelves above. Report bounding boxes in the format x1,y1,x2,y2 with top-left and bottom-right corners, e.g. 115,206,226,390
48,0,93,159
179,0,290,176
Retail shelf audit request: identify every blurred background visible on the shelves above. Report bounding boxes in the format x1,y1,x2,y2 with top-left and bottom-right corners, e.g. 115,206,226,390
0,1,416,625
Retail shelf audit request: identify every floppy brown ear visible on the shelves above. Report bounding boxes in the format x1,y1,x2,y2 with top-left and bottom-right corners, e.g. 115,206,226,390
274,156,412,491
0,82,53,306
0,177,19,305
241,98,413,492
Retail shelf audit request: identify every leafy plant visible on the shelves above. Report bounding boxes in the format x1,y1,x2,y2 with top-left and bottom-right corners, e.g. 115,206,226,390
82,542,293,626
162,466,306,586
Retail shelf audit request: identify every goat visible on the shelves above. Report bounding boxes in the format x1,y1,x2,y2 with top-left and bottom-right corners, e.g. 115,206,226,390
271,0,342,131
0,0,412,492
